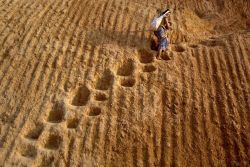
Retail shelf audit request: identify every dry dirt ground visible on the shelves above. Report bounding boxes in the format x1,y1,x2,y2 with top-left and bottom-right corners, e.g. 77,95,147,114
0,0,250,166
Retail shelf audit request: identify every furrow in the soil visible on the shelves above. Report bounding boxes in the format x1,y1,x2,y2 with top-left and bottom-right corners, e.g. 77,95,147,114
0,0,43,84
174,57,190,165
113,91,130,166
29,0,80,100
131,143,138,167
139,11,150,46
58,0,93,91
60,10,90,86
84,120,97,158
195,47,215,167
202,46,227,166
144,61,158,166
90,119,103,159
178,56,192,166
142,144,150,167
190,48,210,166
18,1,57,55
217,46,249,165
79,1,109,84
132,82,145,167
170,74,183,167
83,34,111,167
237,35,250,125
79,5,105,83
142,73,157,167
90,116,104,162
0,0,80,163
77,53,100,164
169,9,179,44
160,89,173,167
35,0,92,164
125,94,137,167
3,0,65,125
102,0,116,32
0,0,40,49
33,0,81,92
6,0,66,94
102,5,130,167
208,47,238,166
229,37,249,96
1,0,61,94
74,1,103,86
181,50,202,166
124,7,137,47
77,120,93,166
188,49,203,166
65,137,74,166
237,35,250,87
94,1,118,166
0,0,32,36
0,0,64,153
150,68,164,166
220,39,249,165
98,60,115,166
112,3,125,45
229,36,250,112
114,3,136,165
115,62,138,166
102,73,119,166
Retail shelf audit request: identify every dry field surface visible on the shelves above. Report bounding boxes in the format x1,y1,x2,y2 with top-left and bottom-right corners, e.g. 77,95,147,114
0,0,250,166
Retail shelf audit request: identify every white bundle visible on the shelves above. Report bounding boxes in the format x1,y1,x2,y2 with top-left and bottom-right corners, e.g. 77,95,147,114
151,9,170,30
150,15,165,30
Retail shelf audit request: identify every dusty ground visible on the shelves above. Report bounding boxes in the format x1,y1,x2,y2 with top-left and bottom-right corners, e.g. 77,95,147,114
0,0,250,166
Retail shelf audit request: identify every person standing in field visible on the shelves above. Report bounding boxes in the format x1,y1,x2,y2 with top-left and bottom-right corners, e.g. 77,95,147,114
151,9,171,59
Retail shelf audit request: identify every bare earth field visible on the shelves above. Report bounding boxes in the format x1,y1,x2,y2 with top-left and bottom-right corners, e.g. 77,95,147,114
0,0,250,166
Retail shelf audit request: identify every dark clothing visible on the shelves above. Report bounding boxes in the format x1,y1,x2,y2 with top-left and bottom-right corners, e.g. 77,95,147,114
158,38,168,50
156,26,166,39
156,26,168,50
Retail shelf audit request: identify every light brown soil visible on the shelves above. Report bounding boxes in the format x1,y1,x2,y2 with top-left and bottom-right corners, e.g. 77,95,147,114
0,0,250,166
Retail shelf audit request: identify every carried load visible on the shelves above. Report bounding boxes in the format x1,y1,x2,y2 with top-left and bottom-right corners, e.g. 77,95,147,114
150,9,170,30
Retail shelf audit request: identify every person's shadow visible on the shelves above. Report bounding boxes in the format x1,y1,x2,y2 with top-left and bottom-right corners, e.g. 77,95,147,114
85,28,152,49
